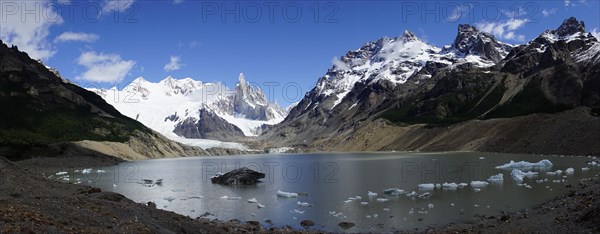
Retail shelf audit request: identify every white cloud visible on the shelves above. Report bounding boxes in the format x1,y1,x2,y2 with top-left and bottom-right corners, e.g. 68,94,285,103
173,0,185,5
77,51,136,83
501,6,527,19
592,28,600,41
163,56,183,72
0,0,63,60
331,57,349,70
477,19,528,42
541,9,557,17
564,0,572,6
54,32,99,43
102,0,135,13
446,5,468,22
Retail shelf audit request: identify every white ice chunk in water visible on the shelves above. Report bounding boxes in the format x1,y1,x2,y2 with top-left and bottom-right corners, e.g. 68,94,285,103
290,209,304,214
565,168,575,175
473,188,481,192
97,170,106,173
495,159,552,170
383,188,405,195
297,201,313,207
56,172,68,176
220,196,241,200
442,182,459,190
435,183,442,189
344,200,353,203
428,203,434,209
360,202,369,205
458,183,468,188
418,192,432,199
367,191,378,196
510,169,538,183
277,190,298,198
81,168,93,174
258,203,266,208
582,167,590,172
247,198,258,203
376,198,389,203
406,191,418,197
470,181,489,188
418,183,435,190
487,173,504,183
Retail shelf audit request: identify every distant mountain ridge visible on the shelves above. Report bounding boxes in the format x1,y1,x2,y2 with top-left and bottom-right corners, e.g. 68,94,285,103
89,73,287,142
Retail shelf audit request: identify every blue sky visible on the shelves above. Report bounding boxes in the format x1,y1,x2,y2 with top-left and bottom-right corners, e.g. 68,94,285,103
1,0,599,106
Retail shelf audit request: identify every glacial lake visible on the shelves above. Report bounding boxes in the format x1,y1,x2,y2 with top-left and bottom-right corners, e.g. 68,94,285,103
51,152,599,232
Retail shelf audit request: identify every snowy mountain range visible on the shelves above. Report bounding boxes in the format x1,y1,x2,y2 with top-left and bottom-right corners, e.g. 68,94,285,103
263,17,600,148
88,73,287,143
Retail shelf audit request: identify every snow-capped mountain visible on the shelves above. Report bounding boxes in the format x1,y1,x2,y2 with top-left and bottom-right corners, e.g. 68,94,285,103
89,73,287,142
264,17,600,148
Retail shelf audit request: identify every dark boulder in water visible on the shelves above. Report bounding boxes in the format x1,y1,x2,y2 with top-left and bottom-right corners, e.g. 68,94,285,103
210,167,265,185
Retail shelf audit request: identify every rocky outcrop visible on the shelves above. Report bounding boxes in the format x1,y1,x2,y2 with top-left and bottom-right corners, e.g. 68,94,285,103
446,24,513,62
173,109,244,141
210,167,265,185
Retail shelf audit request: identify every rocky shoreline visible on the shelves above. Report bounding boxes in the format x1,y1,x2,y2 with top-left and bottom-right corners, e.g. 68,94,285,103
2,154,600,233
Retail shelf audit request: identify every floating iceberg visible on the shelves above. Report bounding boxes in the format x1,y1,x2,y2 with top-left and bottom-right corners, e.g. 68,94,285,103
458,183,468,188
344,200,353,203
418,183,435,190
247,198,258,203
473,188,481,192
470,181,489,188
406,191,418,197
376,198,389,203
428,203,434,209
435,183,442,189
290,209,304,214
487,173,504,183
56,172,68,176
81,168,93,174
277,190,298,198
97,170,106,173
220,196,241,200
495,159,552,170
360,202,369,205
442,182,459,190
582,167,591,172
367,191,378,196
418,192,432,199
258,203,266,208
510,169,538,183
297,201,313,207
565,168,575,175
383,188,405,195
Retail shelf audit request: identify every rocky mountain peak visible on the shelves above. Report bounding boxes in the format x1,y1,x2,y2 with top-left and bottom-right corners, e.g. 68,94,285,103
554,17,585,37
401,30,419,42
449,23,512,62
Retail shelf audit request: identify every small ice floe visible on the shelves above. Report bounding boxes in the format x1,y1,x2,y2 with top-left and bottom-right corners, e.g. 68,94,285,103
510,169,538,183
373,214,379,218
383,208,390,212
418,209,428,214
450,203,455,206
355,196,362,199
220,196,241,200
442,182,459,190
81,168,93,174
582,167,591,172
536,179,548,183
344,200,353,203
552,180,562,183
418,183,435,190
367,191,378,197
292,217,297,220
470,181,489,188
479,156,485,160
487,174,504,183
290,209,304,214
458,183,468,188
495,159,553,170
258,203,266,208
366,215,372,218
360,202,369,206
409,208,415,215
277,190,298,198
474,204,480,207
297,201,313,207
376,198,389,203
589,161,598,166
565,168,575,175
435,183,442,189
250,213,256,216
406,191,418,197
97,170,106,173
383,188,405,195
518,183,532,189
428,203,434,209
473,188,481,192
247,198,258,203
418,192,432,199
113,184,117,187
164,196,176,202
56,172,68,176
